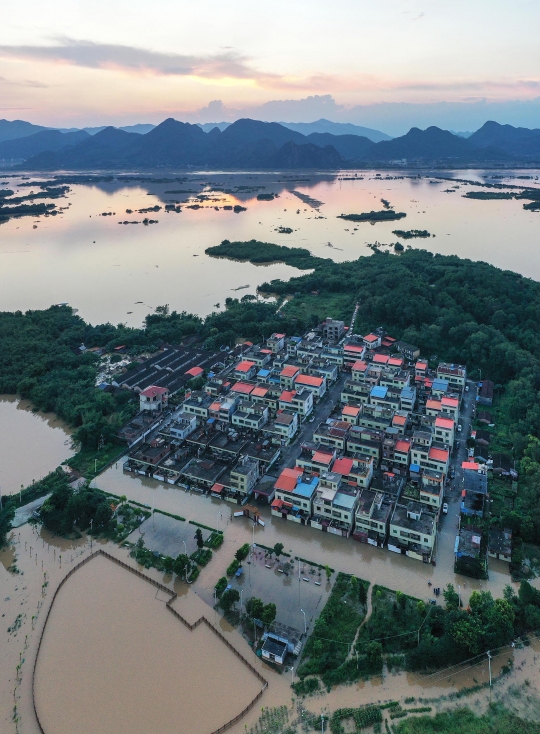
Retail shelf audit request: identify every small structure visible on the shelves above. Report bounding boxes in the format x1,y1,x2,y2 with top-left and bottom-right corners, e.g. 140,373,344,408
261,635,288,665
477,380,494,406
454,526,488,579
488,528,512,563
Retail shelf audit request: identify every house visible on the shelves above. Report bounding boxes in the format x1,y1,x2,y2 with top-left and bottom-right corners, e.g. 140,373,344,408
139,385,169,412
243,348,272,368
441,396,460,420
343,341,366,367
313,420,351,451
488,528,512,563
431,379,449,399
267,333,286,353
311,484,359,537
263,410,299,445
332,455,374,489
296,445,335,474
278,389,313,419
341,380,371,405
353,488,394,547
280,364,301,389
182,391,214,419
392,411,408,433
294,373,327,399
454,526,488,579
389,499,437,562
478,380,494,406
128,439,170,472
208,396,239,425
322,317,345,342
400,386,416,411
415,359,428,379
261,633,289,665
437,363,466,391
161,414,197,442
185,365,204,379
461,469,488,518
234,360,258,381
179,457,227,490
434,416,455,445
394,341,420,361
342,404,362,425
346,427,383,463
351,360,369,382
272,470,319,524
363,333,382,349
220,457,259,502
231,401,269,431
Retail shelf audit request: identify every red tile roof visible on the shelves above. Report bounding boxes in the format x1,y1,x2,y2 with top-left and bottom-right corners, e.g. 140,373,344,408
231,382,255,395
352,360,368,371
462,461,479,471
429,447,449,463
141,386,168,398
373,354,389,364
185,366,204,378
345,344,365,353
363,334,379,343
388,357,404,367
395,440,411,453
442,397,459,407
295,374,323,387
312,451,333,465
392,414,407,425
343,405,361,416
210,483,224,494
235,360,256,372
251,386,268,397
426,399,442,410
435,417,454,430
279,390,296,403
332,457,354,475
281,365,300,378
275,467,302,492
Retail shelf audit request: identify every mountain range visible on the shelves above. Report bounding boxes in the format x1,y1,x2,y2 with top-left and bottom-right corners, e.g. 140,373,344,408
1,118,540,170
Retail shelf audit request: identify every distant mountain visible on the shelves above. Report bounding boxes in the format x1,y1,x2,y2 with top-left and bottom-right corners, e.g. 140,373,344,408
58,124,155,135
468,121,540,157
267,141,342,169
0,129,89,160
361,126,508,163
280,118,392,142
17,118,540,171
27,127,140,169
305,132,374,160
196,122,231,133
0,119,50,143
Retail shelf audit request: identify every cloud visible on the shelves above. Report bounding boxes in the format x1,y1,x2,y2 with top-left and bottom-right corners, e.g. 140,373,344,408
0,75,48,88
0,37,278,82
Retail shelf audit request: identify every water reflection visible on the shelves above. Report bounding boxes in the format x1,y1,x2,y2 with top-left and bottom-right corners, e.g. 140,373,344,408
1,170,539,326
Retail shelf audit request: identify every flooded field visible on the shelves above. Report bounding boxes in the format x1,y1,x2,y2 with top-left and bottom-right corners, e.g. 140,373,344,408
2,520,540,734
34,554,263,734
0,169,539,326
0,395,72,495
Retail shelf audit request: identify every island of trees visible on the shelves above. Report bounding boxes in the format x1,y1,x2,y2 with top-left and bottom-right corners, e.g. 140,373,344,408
392,229,432,239
338,210,407,222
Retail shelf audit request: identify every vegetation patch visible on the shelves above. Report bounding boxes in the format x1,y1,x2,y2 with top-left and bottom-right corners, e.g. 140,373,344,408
392,229,432,239
338,210,406,222
463,191,515,199
298,573,371,688
394,706,540,734
205,239,322,269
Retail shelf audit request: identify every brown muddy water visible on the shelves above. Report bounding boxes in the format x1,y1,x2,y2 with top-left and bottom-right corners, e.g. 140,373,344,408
0,395,73,495
2,521,540,734
96,463,522,606
1,170,539,326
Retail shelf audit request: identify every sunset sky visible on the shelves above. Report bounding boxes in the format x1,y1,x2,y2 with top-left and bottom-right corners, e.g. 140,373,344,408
1,0,540,132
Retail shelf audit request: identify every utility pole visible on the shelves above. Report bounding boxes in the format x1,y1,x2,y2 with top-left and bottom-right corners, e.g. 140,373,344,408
300,608,306,634
487,650,492,687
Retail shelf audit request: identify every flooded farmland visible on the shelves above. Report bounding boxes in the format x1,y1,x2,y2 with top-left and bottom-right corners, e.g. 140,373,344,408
0,169,539,326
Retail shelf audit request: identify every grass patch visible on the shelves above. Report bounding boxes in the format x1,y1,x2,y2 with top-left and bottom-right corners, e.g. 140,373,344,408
154,508,186,522
395,706,540,734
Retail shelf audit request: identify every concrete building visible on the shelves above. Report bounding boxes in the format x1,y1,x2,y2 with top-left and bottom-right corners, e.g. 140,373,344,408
139,385,169,412
322,317,345,342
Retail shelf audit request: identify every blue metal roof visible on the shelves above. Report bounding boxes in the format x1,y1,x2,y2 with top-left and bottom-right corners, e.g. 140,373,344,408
294,475,319,499
410,463,421,473
370,385,388,399
257,369,271,377
432,379,449,392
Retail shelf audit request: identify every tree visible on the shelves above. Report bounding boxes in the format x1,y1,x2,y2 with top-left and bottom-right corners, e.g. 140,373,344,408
443,583,460,611
452,617,484,655
235,543,250,562
195,527,204,549
324,565,332,581
162,556,174,574
220,588,240,613
245,597,264,620
273,542,284,561
173,553,190,576
261,603,277,627
358,582,368,606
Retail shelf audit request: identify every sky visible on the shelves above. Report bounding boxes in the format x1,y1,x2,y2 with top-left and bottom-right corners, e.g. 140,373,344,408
1,0,540,135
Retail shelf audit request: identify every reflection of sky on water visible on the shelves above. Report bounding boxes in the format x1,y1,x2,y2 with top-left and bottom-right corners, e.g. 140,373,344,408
0,169,539,325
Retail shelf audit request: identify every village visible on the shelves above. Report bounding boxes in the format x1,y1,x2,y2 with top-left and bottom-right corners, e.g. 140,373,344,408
112,316,511,580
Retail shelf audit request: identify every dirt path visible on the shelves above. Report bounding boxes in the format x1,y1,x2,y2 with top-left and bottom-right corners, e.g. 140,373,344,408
346,585,373,661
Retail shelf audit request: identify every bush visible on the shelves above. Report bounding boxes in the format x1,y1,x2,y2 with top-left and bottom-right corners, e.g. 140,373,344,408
292,677,319,696
215,577,228,598
190,548,212,566
227,559,240,577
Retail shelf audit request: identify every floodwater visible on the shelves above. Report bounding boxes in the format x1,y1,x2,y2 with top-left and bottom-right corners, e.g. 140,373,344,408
96,463,525,607
0,395,72,495
34,554,262,734
2,520,540,734
0,169,539,326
